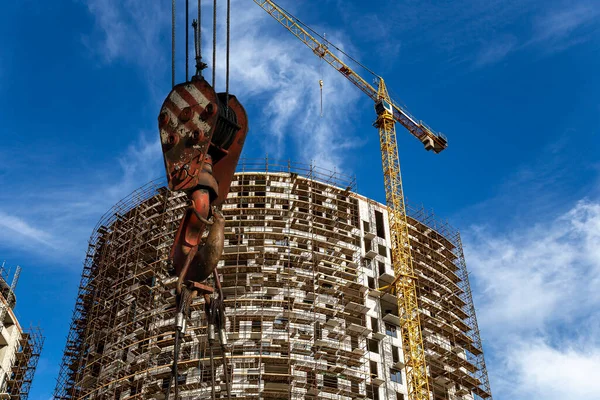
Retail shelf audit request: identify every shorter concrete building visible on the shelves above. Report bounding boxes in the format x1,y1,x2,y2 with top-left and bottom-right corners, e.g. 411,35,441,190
0,263,44,399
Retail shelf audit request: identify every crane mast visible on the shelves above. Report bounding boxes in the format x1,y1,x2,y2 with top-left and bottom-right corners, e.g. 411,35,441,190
375,79,430,400
254,2,438,400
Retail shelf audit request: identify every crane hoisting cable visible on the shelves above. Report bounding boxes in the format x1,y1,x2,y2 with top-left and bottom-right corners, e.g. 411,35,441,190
319,33,325,117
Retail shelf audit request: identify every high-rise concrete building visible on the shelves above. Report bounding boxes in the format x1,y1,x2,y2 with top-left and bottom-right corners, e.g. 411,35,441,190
0,264,44,399
54,159,492,400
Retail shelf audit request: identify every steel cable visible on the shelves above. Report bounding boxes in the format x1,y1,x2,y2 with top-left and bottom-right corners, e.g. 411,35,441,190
172,0,176,87
212,0,217,87
210,346,216,400
197,0,202,76
186,0,189,81
210,297,232,399
225,0,231,104
166,286,193,399
198,0,201,50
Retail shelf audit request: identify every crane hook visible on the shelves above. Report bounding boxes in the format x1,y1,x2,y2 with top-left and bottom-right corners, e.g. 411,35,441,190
319,79,324,118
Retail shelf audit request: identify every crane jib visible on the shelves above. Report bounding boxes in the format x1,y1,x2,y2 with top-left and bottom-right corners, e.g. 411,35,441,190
393,109,426,138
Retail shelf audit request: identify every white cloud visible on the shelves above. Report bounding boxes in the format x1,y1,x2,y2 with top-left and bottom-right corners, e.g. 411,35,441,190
474,36,517,67
532,3,600,44
346,0,598,68
510,340,600,399
85,0,167,65
478,2,600,65
106,133,163,200
84,0,170,103
0,212,57,249
0,133,164,265
463,199,600,399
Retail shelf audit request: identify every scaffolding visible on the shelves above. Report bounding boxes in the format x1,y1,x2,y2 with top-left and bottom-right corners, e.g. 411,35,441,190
53,158,491,400
53,180,171,399
406,204,492,400
0,264,19,329
348,198,493,400
5,326,44,400
53,159,371,399
0,264,44,400
219,159,368,399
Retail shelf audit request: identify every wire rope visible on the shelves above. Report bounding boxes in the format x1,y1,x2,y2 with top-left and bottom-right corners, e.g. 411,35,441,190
172,0,176,87
186,0,189,81
198,0,201,49
212,0,217,87
197,0,202,75
225,0,231,105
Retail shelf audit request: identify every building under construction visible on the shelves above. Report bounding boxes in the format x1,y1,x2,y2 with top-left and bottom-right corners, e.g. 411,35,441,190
0,264,44,399
54,159,492,400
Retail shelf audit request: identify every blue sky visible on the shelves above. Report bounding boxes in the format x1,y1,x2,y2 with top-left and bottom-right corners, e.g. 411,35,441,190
1,0,599,398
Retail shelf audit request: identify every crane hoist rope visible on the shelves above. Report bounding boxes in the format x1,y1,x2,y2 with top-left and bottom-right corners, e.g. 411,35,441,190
212,0,217,86
253,2,449,400
186,0,189,80
172,0,176,87
171,0,231,88
319,33,325,117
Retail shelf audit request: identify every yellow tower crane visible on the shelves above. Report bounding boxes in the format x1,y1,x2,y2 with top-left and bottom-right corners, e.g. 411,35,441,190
254,2,449,400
